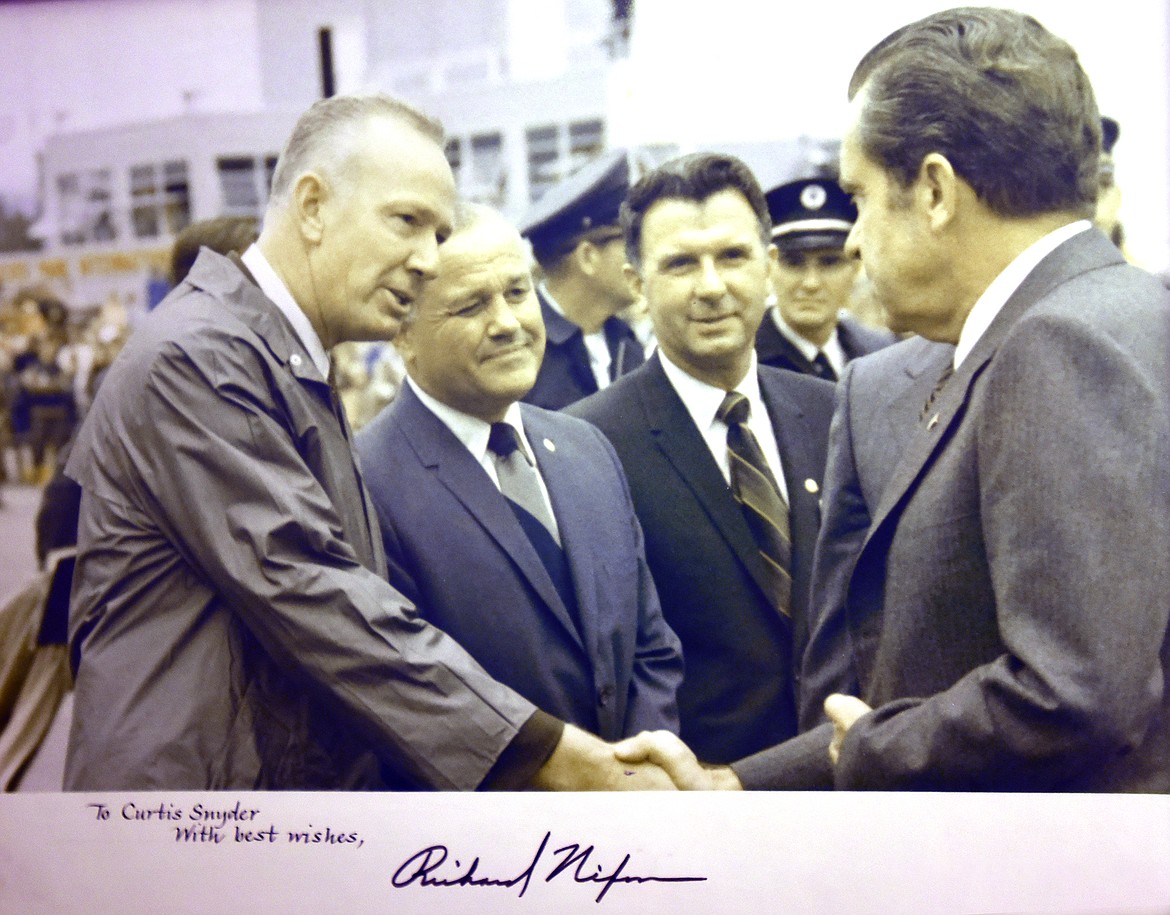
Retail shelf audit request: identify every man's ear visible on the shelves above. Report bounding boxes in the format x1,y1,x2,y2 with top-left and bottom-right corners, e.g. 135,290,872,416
622,262,643,302
917,153,959,231
572,239,598,277
294,172,327,245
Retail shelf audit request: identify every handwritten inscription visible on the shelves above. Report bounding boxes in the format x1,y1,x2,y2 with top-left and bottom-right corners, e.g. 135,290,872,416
392,831,707,903
86,802,364,849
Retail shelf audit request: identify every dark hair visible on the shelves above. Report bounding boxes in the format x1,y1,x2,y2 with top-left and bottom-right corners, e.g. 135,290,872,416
169,215,259,285
621,153,771,270
848,7,1101,218
267,94,444,208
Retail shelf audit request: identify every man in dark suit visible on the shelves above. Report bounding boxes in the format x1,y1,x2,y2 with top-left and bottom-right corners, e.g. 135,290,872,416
755,177,894,381
356,205,682,744
569,153,835,765
518,150,645,410
622,8,1170,791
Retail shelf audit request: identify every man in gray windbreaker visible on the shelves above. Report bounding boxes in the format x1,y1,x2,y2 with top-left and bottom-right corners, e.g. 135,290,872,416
63,94,684,792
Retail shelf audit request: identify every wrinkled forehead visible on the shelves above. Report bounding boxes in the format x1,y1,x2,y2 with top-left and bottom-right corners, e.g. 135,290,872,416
418,220,533,307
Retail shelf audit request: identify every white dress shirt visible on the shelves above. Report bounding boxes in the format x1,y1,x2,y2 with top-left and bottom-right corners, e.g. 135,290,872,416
770,307,846,377
659,350,789,502
953,220,1091,369
241,244,331,380
405,377,559,532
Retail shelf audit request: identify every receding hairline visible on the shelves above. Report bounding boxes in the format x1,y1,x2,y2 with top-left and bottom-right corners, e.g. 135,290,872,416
267,95,446,209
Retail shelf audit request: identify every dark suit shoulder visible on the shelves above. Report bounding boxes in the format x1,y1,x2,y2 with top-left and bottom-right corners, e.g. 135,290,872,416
758,364,835,414
562,362,646,426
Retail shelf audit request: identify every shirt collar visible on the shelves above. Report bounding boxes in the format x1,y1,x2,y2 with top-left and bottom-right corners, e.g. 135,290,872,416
770,306,843,370
954,220,1091,369
241,244,331,380
659,349,764,430
406,376,530,463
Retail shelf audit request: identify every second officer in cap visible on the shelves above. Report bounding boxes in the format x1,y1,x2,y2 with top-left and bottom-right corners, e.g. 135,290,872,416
756,177,894,380
518,150,645,410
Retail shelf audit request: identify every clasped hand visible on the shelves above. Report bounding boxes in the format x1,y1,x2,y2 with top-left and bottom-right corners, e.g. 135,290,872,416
611,730,742,790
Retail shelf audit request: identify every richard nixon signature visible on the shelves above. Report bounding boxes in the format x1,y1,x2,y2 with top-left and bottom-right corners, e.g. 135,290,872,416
391,830,707,903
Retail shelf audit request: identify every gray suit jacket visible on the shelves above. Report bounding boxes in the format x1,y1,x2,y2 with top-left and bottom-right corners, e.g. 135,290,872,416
798,336,956,729
737,227,1170,791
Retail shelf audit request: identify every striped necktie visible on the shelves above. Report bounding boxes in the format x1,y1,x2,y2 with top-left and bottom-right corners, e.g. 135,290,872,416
718,392,792,616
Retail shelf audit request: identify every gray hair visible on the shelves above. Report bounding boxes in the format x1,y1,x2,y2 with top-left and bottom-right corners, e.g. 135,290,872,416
267,94,444,210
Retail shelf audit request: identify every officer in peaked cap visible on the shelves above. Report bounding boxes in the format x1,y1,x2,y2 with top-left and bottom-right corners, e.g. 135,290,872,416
755,177,894,381
518,149,645,410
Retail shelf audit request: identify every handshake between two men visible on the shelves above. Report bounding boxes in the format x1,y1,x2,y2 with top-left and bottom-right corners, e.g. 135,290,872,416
556,695,873,791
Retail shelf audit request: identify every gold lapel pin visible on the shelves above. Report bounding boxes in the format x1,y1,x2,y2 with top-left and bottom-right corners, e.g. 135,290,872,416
804,478,819,494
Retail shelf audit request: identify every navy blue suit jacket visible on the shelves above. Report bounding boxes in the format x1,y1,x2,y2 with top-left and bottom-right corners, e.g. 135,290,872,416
568,355,834,763
355,384,682,742
523,291,643,410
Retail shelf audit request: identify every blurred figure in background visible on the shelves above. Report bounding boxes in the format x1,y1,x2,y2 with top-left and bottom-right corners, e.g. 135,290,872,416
518,149,645,410
756,178,894,381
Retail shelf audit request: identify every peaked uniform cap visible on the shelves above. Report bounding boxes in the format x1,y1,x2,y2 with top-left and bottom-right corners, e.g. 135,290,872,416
518,149,634,263
765,177,856,252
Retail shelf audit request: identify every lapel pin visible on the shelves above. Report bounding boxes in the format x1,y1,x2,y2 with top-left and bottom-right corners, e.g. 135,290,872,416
927,413,940,430
543,438,556,452
804,478,819,494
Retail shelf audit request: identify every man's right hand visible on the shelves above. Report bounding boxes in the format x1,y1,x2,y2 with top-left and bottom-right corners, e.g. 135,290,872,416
530,724,678,790
612,730,741,790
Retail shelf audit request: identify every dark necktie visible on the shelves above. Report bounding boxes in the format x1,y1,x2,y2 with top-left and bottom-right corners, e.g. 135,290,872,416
718,392,792,616
487,423,560,546
811,351,838,381
920,364,955,423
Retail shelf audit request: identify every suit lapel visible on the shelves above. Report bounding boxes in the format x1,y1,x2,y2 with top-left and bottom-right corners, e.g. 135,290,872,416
867,228,1125,543
760,368,817,524
637,356,779,605
395,387,585,650
525,407,602,659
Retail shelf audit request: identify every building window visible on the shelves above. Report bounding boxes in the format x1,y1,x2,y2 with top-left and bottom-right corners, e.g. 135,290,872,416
263,156,278,198
217,157,261,216
526,125,559,203
217,155,277,217
58,169,116,246
526,119,607,204
130,164,160,238
568,118,605,171
162,160,192,234
468,133,505,208
128,160,190,239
